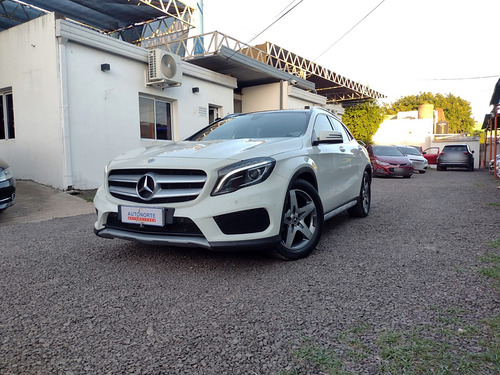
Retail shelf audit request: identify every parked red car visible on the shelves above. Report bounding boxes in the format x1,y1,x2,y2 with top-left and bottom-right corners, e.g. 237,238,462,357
366,145,413,178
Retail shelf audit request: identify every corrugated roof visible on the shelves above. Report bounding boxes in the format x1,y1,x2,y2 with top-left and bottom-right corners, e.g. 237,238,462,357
0,0,192,32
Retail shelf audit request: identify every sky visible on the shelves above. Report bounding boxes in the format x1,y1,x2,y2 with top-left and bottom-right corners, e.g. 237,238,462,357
194,0,500,122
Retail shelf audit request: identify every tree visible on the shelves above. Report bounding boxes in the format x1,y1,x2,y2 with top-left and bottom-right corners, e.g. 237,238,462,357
386,92,475,134
342,100,384,144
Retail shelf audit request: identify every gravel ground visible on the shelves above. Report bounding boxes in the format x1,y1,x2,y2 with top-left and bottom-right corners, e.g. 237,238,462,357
1,169,499,374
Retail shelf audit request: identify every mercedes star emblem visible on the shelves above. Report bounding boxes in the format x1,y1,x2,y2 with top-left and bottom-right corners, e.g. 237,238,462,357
137,174,156,200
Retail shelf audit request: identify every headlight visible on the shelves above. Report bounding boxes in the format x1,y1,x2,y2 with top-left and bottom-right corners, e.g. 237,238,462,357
375,160,390,166
0,167,13,181
212,157,276,196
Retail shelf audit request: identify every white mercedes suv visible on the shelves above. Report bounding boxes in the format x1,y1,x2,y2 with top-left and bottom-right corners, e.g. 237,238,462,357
94,108,372,259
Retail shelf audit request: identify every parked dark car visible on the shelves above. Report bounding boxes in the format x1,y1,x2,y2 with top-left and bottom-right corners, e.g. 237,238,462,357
437,144,474,171
0,158,16,212
366,145,413,178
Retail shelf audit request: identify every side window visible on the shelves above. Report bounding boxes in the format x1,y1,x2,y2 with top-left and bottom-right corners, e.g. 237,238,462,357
0,89,15,140
330,117,353,142
139,95,172,140
312,114,333,141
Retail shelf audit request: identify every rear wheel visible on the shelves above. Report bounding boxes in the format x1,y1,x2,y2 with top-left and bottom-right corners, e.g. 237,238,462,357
348,171,371,218
272,179,323,260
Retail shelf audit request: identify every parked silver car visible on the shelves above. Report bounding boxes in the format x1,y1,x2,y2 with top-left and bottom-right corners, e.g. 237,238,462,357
0,158,16,212
396,145,428,173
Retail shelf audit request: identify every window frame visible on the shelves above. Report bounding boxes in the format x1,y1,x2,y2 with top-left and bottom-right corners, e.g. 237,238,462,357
139,95,173,141
0,89,15,140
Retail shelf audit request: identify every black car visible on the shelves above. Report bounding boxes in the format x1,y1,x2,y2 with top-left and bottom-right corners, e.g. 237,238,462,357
0,158,16,211
437,144,474,171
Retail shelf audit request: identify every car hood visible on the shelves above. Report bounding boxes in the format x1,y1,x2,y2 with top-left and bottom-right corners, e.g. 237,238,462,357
373,155,409,164
109,138,303,169
405,155,426,162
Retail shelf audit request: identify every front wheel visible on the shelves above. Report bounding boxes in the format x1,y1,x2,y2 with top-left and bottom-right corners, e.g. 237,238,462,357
348,171,371,218
272,179,324,260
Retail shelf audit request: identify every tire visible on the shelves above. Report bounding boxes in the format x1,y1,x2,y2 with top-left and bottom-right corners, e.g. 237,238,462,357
272,179,324,260
348,171,371,218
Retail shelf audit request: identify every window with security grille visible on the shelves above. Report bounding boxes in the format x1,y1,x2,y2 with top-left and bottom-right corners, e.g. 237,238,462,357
139,95,172,140
0,89,15,140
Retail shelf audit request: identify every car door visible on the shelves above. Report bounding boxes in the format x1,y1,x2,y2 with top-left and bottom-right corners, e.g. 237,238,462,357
423,147,440,165
330,117,365,202
311,114,350,212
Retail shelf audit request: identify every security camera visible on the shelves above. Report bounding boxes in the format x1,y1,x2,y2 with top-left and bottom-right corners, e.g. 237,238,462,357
290,79,298,86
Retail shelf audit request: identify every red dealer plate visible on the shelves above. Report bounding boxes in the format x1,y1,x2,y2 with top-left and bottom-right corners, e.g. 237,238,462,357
120,206,164,227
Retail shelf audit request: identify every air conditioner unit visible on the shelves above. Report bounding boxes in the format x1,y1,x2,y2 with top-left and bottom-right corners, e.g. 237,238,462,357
147,49,182,86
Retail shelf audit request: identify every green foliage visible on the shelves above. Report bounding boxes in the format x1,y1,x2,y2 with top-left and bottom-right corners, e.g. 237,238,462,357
386,92,475,134
342,100,384,144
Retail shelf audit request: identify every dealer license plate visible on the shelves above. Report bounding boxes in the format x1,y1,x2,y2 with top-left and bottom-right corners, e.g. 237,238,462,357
120,206,165,227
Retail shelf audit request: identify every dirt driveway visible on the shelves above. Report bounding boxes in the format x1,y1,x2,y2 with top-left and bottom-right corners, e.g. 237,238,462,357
0,170,499,374
0,180,95,228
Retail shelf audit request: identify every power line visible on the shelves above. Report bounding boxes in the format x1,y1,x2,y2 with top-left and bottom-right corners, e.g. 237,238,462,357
428,75,500,81
247,0,304,44
314,0,387,61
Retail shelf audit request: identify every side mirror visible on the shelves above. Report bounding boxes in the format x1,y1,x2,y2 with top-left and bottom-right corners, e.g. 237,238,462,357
313,130,343,145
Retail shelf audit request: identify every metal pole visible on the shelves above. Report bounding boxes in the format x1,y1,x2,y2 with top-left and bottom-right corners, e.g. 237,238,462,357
495,104,498,179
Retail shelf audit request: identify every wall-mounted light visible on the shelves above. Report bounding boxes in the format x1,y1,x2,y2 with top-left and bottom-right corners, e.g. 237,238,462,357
192,87,200,93
101,63,110,72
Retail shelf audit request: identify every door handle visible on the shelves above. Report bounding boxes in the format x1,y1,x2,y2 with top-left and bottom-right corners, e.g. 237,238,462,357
339,146,346,152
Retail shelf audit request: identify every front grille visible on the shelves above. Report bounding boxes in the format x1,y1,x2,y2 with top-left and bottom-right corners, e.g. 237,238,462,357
105,213,204,237
108,169,207,204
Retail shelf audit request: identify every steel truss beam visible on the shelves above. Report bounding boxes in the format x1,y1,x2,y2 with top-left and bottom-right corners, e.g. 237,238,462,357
109,16,189,45
0,0,47,29
136,0,193,26
159,31,385,103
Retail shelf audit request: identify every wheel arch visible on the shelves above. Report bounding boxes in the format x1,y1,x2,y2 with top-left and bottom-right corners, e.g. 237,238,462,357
288,166,318,191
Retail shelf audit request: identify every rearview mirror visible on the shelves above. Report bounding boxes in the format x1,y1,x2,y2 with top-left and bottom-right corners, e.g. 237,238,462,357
313,131,343,145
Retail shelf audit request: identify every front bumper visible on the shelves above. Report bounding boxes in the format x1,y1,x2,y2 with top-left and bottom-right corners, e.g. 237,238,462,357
0,178,16,211
410,160,428,172
94,173,288,249
373,165,413,177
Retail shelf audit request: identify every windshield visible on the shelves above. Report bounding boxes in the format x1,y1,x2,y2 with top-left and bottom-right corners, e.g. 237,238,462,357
372,146,404,157
187,112,309,141
398,146,420,156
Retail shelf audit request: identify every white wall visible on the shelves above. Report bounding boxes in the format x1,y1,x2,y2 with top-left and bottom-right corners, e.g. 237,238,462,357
241,81,327,113
372,118,434,147
242,83,281,112
0,13,66,187
0,14,237,189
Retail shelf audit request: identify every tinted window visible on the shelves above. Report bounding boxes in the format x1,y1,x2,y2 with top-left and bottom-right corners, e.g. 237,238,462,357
443,145,468,152
311,114,333,141
188,112,309,141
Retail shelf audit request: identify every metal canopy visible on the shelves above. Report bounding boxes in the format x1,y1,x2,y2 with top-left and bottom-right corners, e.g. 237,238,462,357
490,78,500,106
0,0,193,35
161,32,385,104
188,45,314,91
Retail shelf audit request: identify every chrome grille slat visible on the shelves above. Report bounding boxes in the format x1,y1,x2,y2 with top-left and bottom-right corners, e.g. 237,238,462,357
155,175,207,184
154,188,203,198
108,174,144,183
109,186,137,197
